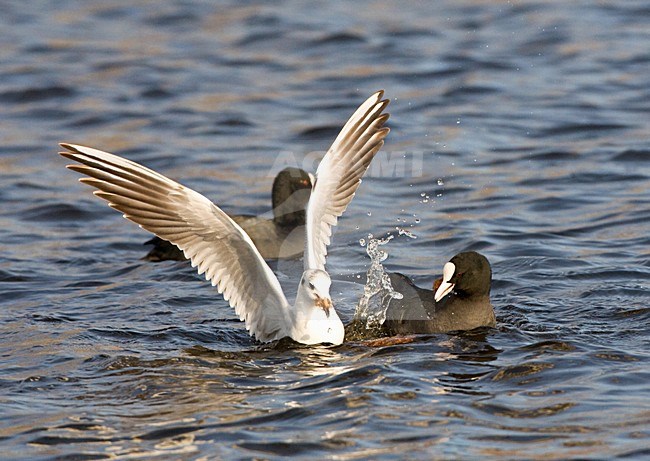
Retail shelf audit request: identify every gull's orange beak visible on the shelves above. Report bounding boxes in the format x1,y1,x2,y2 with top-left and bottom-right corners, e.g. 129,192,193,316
315,295,332,317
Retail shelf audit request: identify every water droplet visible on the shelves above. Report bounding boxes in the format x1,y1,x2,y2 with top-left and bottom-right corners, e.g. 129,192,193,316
367,211,372,217
398,228,417,239
437,179,444,186
415,218,421,223
359,238,366,247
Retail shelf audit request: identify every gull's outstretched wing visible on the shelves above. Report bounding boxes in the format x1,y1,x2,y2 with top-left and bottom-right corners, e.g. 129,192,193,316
305,91,390,271
60,143,290,342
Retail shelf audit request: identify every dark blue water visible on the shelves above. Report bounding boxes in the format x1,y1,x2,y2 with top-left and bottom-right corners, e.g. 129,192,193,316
1,1,649,459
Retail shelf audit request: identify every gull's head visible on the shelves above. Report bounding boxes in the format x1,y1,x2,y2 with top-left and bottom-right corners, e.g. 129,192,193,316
294,269,344,345
302,269,333,316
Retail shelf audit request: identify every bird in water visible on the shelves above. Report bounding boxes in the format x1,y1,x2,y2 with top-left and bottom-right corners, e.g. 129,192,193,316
60,91,390,345
144,166,313,262
382,251,495,335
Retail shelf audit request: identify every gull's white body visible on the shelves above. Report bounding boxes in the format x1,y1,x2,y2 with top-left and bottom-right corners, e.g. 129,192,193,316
60,91,389,345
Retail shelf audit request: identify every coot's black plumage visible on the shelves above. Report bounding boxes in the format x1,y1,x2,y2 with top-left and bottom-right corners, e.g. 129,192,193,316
144,167,313,261
383,251,495,334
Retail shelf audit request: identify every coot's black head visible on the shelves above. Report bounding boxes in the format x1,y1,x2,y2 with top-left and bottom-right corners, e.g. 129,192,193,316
434,251,491,302
271,167,313,226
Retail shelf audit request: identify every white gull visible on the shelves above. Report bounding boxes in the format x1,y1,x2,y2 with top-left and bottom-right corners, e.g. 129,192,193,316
59,91,390,345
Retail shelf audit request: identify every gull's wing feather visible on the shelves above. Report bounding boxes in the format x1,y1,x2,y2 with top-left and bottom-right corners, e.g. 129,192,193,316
59,143,290,342
305,90,390,271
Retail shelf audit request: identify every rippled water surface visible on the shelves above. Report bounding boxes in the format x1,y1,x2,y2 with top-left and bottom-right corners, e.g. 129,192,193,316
1,1,649,459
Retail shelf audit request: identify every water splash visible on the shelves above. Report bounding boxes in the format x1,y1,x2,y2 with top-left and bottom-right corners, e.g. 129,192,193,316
354,235,403,329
